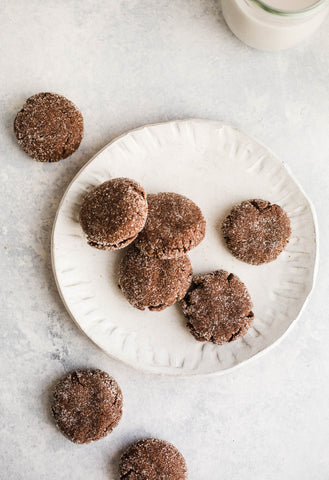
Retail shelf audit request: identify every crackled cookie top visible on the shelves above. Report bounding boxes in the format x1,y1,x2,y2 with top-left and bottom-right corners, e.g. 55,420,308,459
79,178,148,250
118,245,192,311
51,369,123,444
14,92,83,162
222,199,291,265
135,192,206,259
181,270,254,345
120,438,187,480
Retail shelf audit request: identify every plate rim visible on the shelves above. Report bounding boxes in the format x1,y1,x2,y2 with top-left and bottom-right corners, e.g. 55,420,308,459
51,119,319,377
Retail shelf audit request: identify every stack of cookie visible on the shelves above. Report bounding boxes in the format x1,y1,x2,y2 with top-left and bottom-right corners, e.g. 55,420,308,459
79,176,291,347
79,179,206,313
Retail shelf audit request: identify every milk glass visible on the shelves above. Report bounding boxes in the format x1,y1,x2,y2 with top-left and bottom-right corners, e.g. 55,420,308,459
222,0,329,51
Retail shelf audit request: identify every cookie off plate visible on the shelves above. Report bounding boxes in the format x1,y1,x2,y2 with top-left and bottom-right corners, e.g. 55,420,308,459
52,119,318,376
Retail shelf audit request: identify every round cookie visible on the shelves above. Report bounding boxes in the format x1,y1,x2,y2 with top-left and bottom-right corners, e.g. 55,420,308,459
119,438,187,480
135,192,206,259
222,199,291,265
14,92,83,162
51,369,123,444
79,178,148,250
118,245,192,311
181,270,254,345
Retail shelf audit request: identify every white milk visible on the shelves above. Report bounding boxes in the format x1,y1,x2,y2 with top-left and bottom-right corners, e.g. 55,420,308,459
221,0,329,50
263,0,319,9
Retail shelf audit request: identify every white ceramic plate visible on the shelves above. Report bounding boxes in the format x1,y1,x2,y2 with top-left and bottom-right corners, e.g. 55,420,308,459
52,120,318,376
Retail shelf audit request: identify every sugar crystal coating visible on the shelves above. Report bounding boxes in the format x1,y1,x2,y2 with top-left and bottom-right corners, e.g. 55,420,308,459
119,438,187,480
135,192,206,259
14,92,83,162
79,178,148,250
51,369,123,444
222,199,291,265
118,245,192,311
181,270,254,345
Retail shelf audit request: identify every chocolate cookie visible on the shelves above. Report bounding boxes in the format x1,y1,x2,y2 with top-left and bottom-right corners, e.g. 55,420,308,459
118,245,192,311
14,92,83,162
51,369,123,444
119,438,187,480
181,270,254,345
135,192,206,259
222,199,291,265
79,178,148,250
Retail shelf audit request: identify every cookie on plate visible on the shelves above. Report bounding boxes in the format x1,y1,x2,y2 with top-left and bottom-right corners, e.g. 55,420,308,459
79,178,148,250
14,92,83,162
51,369,123,444
119,438,187,480
222,199,291,265
135,192,206,259
118,245,192,311
181,270,254,345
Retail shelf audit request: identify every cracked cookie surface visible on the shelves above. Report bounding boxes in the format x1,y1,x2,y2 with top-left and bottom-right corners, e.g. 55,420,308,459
135,192,206,259
118,245,192,311
222,199,291,265
79,178,148,251
14,92,83,162
181,270,253,345
119,438,187,480
51,369,122,444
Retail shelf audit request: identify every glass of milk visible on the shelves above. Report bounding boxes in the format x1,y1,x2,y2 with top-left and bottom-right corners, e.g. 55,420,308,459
221,0,329,50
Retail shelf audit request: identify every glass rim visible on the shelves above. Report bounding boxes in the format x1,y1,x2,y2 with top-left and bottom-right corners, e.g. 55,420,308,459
250,0,328,15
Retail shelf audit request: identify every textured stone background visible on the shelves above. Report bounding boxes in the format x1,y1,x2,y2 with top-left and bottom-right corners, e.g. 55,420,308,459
1,1,328,479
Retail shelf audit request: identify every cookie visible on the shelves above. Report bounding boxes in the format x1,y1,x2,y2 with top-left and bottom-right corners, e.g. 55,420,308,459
118,245,192,311
119,438,187,480
51,369,123,444
181,270,254,345
135,192,206,259
14,92,83,162
222,199,291,265
79,178,148,250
